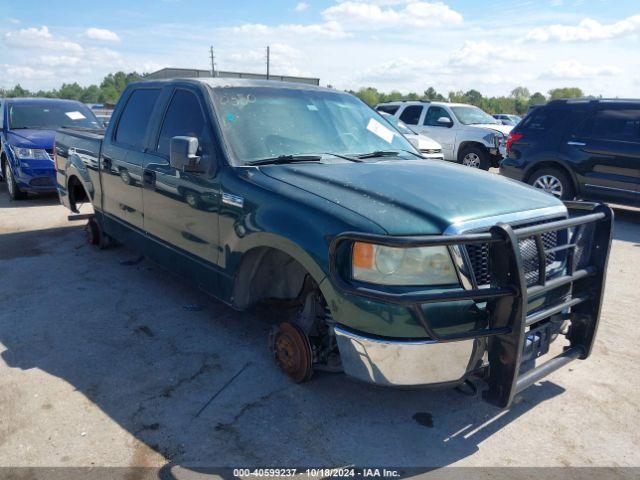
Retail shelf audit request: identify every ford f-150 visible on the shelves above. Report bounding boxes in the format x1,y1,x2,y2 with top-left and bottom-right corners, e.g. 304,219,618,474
55,78,613,407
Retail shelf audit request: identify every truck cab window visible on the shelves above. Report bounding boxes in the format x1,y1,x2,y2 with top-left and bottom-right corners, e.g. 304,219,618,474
114,89,161,149
157,89,209,156
399,105,423,125
424,106,452,126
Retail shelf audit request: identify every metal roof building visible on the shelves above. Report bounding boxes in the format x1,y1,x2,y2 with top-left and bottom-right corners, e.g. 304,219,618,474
146,68,320,86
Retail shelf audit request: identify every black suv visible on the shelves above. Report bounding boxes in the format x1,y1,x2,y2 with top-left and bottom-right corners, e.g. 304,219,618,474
500,99,640,206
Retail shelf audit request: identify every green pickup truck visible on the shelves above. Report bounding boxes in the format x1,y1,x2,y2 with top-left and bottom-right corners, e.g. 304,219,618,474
55,78,613,407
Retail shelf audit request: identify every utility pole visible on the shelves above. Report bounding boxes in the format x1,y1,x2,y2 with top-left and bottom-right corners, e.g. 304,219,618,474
209,46,216,77
266,45,270,80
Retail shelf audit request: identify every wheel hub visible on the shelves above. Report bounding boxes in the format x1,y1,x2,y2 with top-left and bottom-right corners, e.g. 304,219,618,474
271,322,313,383
533,175,563,198
463,153,481,168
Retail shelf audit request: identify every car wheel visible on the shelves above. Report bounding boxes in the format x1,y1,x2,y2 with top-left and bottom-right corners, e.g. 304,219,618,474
459,146,490,170
4,161,27,200
529,167,575,200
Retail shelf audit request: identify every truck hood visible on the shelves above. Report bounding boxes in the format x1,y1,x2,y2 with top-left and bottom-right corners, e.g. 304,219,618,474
469,123,513,136
260,159,564,235
6,129,55,149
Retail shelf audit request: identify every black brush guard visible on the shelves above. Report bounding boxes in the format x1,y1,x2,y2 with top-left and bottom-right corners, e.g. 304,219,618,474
328,202,613,408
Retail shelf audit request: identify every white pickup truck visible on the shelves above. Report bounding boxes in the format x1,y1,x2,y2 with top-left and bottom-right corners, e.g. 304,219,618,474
376,100,513,170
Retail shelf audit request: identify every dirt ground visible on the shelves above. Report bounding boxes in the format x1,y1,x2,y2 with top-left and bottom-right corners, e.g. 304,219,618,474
1,184,639,473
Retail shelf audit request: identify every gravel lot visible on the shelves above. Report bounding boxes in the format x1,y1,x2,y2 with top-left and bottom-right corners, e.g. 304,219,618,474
1,182,639,472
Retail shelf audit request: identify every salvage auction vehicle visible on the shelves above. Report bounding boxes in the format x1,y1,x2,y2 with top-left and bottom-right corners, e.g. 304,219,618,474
0,98,102,200
55,79,612,408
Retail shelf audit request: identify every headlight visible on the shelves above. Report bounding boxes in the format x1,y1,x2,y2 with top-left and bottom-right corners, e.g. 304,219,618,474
352,242,459,286
11,147,51,161
483,132,501,149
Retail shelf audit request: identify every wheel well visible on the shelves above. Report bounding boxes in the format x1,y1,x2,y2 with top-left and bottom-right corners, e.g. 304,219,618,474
524,161,576,191
67,175,89,212
457,141,488,160
1,152,6,175
232,247,312,310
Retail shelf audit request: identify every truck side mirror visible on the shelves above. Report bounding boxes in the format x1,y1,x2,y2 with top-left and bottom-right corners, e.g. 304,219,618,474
437,117,453,127
170,136,202,172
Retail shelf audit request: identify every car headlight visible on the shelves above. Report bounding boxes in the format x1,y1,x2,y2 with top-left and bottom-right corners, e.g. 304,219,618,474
352,242,459,286
483,132,502,149
11,146,51,161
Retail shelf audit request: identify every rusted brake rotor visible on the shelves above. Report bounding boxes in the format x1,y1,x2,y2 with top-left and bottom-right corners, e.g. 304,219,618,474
271,322,313,383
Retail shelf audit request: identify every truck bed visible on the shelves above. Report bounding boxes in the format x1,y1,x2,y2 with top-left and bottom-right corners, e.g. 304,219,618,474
55,127,106,212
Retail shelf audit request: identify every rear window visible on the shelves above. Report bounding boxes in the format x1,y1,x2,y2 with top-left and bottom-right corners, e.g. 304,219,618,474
376,105,400,115
520,108,570,131
399,105,423,125
115,88,161,148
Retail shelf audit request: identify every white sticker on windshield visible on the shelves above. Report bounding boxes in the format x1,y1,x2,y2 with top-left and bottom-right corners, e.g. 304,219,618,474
65,111,86,120
307,104,318,111
366,118,395,144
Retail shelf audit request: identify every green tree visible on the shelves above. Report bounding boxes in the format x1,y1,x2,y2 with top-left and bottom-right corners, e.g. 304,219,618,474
548,87,583,100
510,86,530,101
352,87,380,106
424,87,445,101
529,92,547,105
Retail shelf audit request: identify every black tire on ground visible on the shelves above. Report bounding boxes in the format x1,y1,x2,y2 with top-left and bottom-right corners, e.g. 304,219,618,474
528,167,575,200
4,161,27,200
458,146,491,170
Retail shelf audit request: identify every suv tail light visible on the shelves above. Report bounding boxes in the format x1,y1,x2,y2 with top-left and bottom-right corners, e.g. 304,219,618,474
506,132,523,154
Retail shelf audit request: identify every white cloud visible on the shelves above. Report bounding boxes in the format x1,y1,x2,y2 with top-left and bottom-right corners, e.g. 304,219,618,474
542,60,622,79
294,2,309,12
228,21,349,39
449,40,530,68
228,43,309,76
38,55,82,67
322,1,463,29
526,15,640,42
4,26,83,53
84,27,120,42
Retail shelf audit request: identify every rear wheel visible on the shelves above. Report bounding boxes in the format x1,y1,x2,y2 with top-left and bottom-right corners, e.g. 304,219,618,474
528,167,574,200
458,146,490,170
4,161,27,200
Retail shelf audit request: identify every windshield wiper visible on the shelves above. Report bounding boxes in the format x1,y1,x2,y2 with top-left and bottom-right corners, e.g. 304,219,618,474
249,154,323,166
356,150,401,159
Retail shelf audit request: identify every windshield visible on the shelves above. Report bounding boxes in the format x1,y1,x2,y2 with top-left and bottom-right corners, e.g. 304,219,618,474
451,106,498,125
209,87,417,165
379,112,415,135
9,103,102,130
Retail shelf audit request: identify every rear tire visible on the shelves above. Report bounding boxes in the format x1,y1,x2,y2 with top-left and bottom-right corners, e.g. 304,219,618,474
4,161,27,200
458,146,490,170
528,167,575,200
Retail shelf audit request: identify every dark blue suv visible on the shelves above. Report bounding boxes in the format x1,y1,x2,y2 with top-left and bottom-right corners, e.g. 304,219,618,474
500,99,640,206
0,98,102,200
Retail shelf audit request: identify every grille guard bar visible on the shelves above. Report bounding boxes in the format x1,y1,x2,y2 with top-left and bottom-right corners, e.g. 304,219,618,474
328,201,614,407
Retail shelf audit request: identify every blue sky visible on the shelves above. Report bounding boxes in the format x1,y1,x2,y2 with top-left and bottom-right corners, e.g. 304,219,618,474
1,0,639,97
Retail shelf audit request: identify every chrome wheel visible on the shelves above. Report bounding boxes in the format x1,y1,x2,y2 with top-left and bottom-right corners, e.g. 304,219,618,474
462,152,481,168
533,174,563,198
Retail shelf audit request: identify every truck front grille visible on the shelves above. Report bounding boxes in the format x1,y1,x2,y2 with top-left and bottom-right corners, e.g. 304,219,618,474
464,219,565,287
420,148,442,155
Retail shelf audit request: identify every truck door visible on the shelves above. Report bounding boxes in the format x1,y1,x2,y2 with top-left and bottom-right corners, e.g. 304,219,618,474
141,87,221,264
567,106,640,203
420,106,456,160
101,88,161,230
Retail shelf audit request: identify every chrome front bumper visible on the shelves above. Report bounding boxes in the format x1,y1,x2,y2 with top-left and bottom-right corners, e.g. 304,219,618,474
334,326,476,387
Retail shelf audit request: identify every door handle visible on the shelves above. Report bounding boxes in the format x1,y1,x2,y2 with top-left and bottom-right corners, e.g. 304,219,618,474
567,141,586,147
102,156,112,169
142,170,155,187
